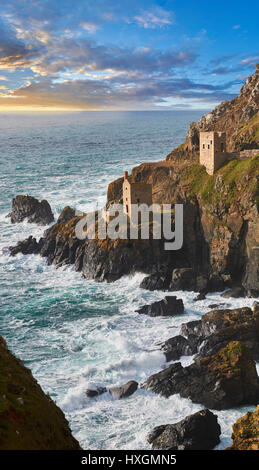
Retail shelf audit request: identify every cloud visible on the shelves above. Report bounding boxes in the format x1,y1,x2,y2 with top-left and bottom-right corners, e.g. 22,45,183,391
0,21,197,76
206,53,259,76
0,20,44,70
133,8,174,29
0,72,238,110
0,2,252,110
80,22,99,34
232,24,240,30
210,66,243,76
240,56,259,65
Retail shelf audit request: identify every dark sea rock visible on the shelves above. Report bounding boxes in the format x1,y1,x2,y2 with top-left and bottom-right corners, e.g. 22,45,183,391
194,292,206,301
147,409,221,450
9,236,44,256
57,206,76,225
140,273,171,291
109,380,138,399
86,387,107,398
136,296,184,317
143,341,259,410
8,195,54,225
169,268,196,291
207,275,227,292
220,286,245,298
161,335,196,362
161,306,259,361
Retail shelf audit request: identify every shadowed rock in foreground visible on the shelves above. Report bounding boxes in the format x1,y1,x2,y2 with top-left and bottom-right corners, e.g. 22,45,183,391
148,409,221,450
143,341,259,410
0,336,81,450
8,195,54,225
227,405,259,450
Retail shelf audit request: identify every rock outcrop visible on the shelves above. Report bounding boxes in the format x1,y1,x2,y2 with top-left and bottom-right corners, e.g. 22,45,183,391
0,336,81,450
143,341,259,410
147,409,221,450
227,405,259,450
136,296,184,317
162,306,259,362
220,287,245,298
57,206,76,225
8,195,54,225
9,236,44,256
85,387,107,398
109,380,138,399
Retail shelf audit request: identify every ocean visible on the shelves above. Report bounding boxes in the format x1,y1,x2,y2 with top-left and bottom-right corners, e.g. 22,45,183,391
0,110,257,450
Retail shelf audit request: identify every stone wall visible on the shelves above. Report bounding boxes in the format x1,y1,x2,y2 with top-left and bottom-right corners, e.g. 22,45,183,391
227,149,259,161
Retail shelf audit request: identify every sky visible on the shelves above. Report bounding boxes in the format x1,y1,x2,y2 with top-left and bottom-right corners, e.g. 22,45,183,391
0,0,258,111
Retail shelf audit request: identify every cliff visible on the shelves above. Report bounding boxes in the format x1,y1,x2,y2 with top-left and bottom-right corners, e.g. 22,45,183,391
167,62,259,159
9,64,259,295
0,336,81,450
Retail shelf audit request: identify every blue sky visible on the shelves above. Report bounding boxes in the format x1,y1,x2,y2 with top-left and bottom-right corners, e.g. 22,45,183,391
0,0,258,110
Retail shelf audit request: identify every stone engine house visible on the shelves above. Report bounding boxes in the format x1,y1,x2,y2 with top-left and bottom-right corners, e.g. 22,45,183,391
123,171,152,218
199,131,227,175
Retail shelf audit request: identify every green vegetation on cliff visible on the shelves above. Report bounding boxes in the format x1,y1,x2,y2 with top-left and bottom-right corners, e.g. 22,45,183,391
0,336,81,450
234,114,259,149
184,154,259,205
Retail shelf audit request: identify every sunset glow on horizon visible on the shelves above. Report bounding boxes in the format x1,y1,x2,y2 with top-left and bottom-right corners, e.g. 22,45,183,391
0,0,258,111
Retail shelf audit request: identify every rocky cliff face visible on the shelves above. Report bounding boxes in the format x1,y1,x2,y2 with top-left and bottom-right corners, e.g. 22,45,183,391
8,65,259,295
167,63,259,158
105,153,259,294
0,336,81,450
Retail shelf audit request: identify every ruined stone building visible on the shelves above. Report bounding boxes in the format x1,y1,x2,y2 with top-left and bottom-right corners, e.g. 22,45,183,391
199,131,258,175
199,131,227,175
123,171,152,218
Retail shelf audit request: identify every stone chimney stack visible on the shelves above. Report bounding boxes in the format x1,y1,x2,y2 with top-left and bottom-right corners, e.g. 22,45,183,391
124,171,128,180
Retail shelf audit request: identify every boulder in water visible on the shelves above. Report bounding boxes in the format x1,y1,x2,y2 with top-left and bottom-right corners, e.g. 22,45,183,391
85,387,107,398
136,296,184,317
147,409,221,450
8,195,54,225
9,236,44,256
109,380,138,399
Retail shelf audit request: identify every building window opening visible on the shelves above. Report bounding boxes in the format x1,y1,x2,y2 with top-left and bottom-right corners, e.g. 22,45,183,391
210,140,213,144
221,143,224,152
126,205,128,213
208,145,210,149
202,144,205,149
